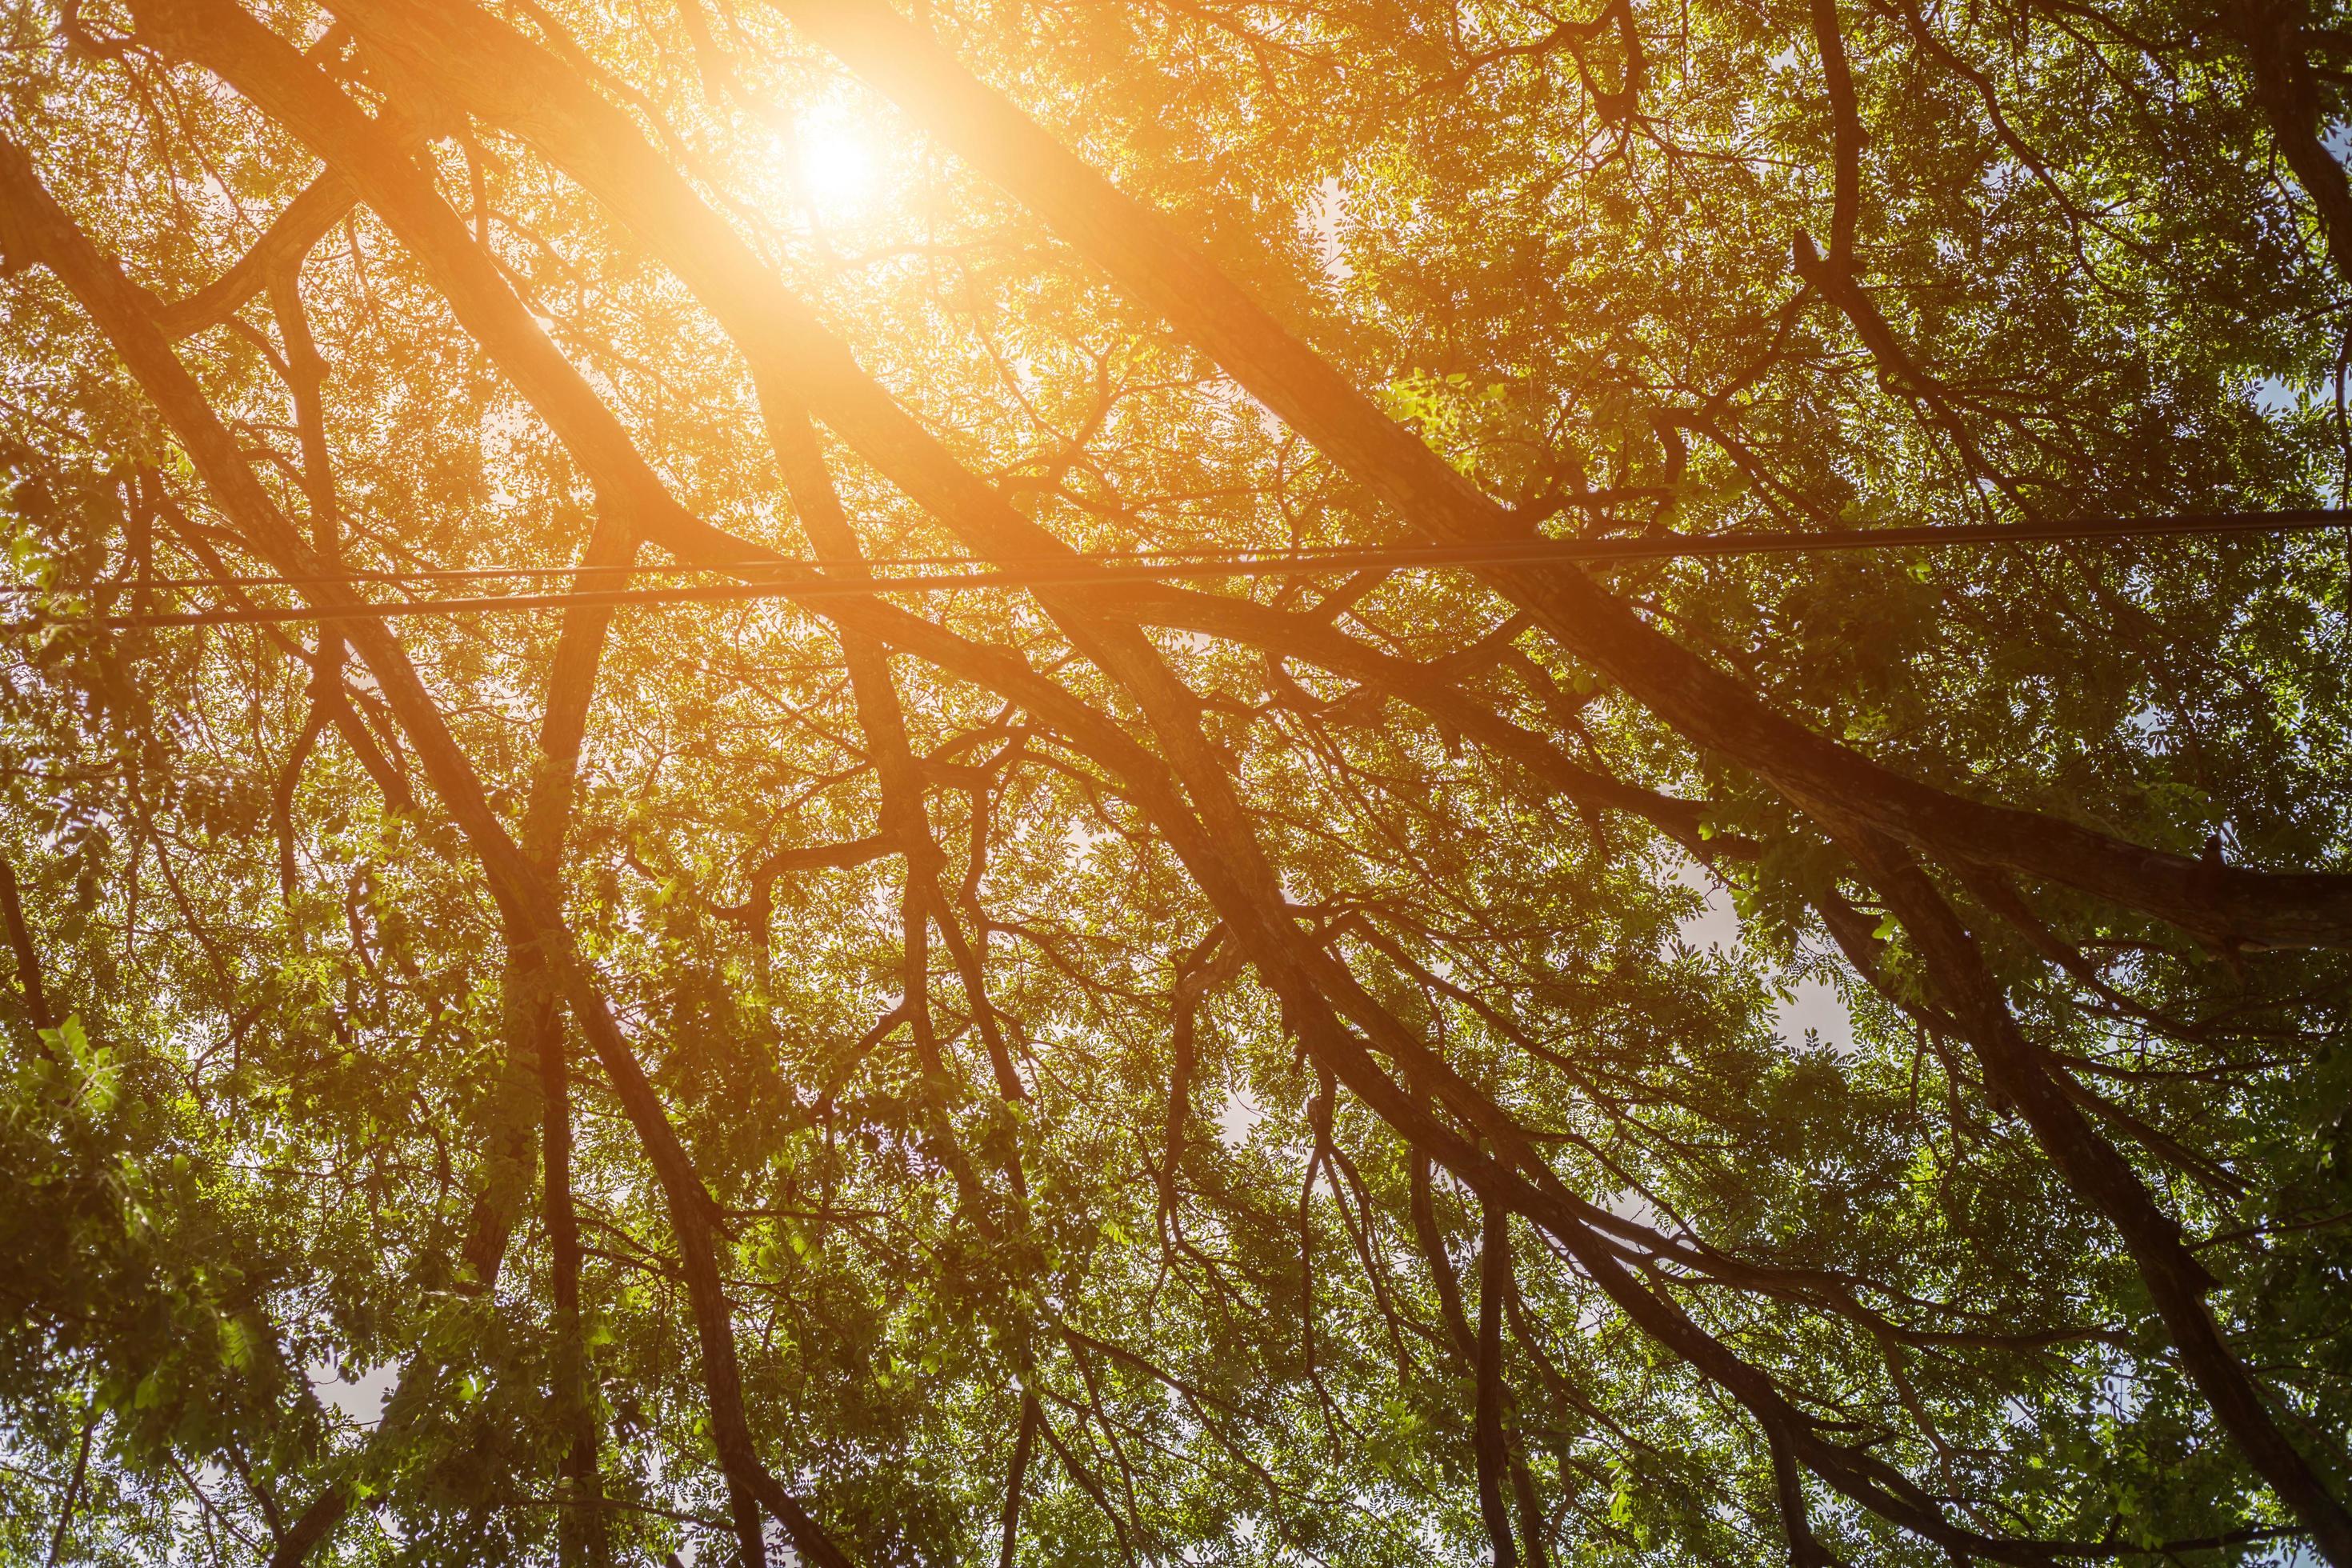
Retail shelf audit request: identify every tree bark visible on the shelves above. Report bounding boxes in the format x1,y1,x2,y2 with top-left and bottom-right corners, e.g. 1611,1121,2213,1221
1474,1202,1519,1568
2234,0,2352,289
0,854,54,1036
997,1390,1038,1568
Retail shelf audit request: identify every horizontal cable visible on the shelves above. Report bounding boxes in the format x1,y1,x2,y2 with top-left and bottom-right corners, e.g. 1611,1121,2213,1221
0,543,1286,594
15,506,2348,631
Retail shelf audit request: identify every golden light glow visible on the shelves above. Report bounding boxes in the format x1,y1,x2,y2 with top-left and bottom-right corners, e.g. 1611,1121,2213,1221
790,105,879,222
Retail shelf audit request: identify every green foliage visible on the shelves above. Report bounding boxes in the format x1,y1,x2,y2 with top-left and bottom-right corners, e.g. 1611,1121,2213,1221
2,0,2351,1562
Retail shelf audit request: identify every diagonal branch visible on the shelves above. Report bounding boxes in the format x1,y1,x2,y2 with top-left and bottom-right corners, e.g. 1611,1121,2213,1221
770,0,2352,953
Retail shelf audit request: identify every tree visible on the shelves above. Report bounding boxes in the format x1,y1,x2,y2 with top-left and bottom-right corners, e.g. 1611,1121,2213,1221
2,0,2351,1561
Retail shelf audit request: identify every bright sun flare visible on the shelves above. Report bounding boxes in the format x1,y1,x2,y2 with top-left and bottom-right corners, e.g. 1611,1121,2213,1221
791,109,878,219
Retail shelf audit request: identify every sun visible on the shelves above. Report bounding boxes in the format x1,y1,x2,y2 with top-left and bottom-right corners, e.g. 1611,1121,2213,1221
789,103,879,222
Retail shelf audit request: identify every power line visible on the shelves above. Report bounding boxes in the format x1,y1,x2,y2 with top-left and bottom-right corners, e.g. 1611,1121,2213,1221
0,542,1293,594
18,505,2349,595
16,506,2348,631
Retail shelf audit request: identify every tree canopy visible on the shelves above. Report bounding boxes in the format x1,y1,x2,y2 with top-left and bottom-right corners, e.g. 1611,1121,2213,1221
5,0,2352,1562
